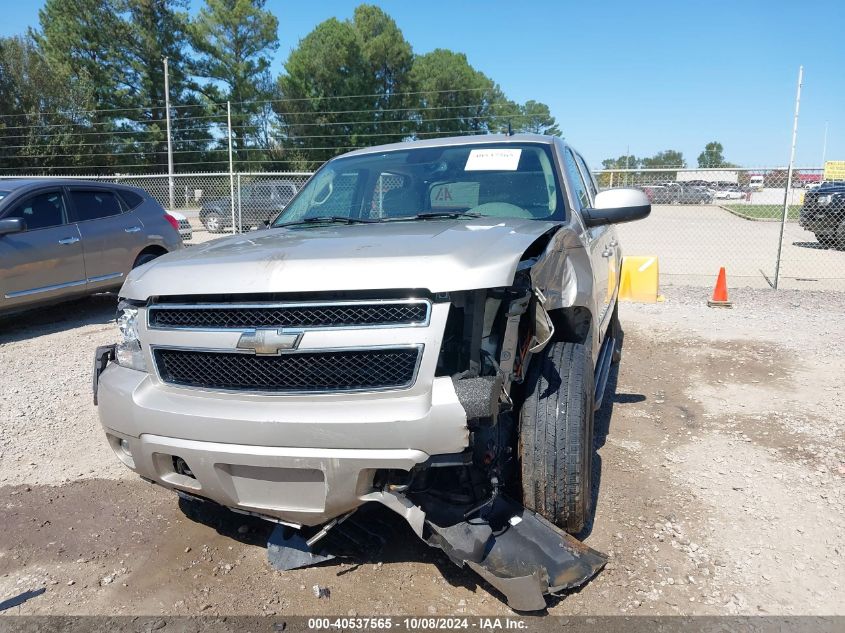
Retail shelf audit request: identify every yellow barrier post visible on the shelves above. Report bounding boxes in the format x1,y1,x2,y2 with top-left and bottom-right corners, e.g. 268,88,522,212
618,256,663,303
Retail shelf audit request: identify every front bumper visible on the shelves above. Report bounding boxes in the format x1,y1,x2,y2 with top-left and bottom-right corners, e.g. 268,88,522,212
94,360,468,526
799,206,838,233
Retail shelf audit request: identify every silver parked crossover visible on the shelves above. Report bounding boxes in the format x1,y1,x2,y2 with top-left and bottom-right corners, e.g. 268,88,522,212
0,180,183,314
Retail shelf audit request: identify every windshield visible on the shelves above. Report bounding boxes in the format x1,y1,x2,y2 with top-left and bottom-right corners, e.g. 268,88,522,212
272,143,564,226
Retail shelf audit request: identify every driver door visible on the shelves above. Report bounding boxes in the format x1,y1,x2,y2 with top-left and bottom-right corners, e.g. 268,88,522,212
0,188,87,310
562,149,617,332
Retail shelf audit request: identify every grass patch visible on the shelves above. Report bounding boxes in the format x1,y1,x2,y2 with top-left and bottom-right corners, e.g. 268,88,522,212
722,204,802,221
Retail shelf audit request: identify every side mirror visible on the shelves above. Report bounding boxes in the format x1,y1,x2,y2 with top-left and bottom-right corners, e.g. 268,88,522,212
582,189,651,227
0,217,26,236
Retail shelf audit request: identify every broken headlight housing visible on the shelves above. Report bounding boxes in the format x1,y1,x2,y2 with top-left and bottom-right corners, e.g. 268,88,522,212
116,300,147,372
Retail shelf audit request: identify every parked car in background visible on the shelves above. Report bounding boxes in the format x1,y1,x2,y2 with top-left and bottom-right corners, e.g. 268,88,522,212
714,188,744,200
0,179,182,314
800,181,845,248
199,180,299,233
749,175,765,190
639,182,714,203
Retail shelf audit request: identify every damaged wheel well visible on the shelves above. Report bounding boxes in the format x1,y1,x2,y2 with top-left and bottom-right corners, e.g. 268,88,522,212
548,306,593,346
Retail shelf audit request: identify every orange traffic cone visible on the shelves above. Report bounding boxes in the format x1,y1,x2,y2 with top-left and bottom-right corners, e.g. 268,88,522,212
708,267,732,308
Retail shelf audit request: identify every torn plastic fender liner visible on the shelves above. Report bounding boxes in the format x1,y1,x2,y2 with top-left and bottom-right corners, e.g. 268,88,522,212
422,495,607,611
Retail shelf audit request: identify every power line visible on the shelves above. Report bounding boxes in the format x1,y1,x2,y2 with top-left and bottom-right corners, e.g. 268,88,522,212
0,87,498,122
0,101,503,133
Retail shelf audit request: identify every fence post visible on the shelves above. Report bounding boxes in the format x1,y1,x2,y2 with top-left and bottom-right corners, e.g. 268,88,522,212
237,173,242,231
227,101,235,234
163,57,175,210
774,65,803,290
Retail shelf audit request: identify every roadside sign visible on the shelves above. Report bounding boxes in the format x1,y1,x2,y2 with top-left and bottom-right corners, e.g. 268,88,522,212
823,160,845,181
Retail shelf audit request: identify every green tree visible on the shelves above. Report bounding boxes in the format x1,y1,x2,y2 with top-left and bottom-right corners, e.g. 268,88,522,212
0,35,98,173
697,141,728,168
190,0,279,166
275,7,416,167
601,155,641,170
124,0,212,171
515,100,561,136
276,18,373,167
597,155,641,188
640,149,685,181
410,49,503,137
641,149,685,168
32,0,209,172
351,4,415,146
32,0,130,112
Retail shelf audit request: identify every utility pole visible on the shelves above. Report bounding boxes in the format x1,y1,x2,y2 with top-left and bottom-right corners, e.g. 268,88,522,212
227,101,236,234
821,121,828,167
774,65,803,290
163,56,175,210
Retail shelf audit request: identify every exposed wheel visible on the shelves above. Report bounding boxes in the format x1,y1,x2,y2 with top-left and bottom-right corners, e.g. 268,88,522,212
836,219,845,250
204,211,224,233
816,234,835,248
132,251,161,269
519,339,594,534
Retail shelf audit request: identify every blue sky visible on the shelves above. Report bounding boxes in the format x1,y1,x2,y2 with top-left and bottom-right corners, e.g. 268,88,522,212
2,0,843,168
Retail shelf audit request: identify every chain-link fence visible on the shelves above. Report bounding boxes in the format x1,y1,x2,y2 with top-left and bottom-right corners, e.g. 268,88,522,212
596,167,844,290
1,167,842,290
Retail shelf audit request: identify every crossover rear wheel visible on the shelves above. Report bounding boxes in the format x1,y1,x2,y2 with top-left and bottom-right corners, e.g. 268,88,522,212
132,251,162,269
519,339,594,534
204,211,224,233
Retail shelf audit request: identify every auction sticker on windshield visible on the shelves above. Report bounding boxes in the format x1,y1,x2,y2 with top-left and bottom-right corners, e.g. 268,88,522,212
464,148,522,171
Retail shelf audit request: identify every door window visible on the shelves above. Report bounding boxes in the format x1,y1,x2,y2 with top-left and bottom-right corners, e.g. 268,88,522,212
6,191,67,230
574,153,598,199
563,149,591,211
70,190,123,221
119,190,144,209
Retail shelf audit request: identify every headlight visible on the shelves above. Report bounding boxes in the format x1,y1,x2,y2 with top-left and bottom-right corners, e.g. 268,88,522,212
817,195,832,206
116,300,147,371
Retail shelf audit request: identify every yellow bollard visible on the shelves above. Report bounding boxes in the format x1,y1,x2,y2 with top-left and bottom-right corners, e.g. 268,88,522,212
618,256,662,303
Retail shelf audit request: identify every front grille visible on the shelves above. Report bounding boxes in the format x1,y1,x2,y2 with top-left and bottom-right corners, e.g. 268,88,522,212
154,347,421,393
148,301,429,330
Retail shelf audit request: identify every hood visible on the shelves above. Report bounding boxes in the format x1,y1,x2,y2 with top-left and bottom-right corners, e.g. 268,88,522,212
122,217,561,299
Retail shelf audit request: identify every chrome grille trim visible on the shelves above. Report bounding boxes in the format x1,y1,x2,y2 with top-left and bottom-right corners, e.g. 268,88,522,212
150,344,424,395
146,299,431,331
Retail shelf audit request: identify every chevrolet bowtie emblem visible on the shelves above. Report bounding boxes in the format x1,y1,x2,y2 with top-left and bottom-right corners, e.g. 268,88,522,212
236,329,303,355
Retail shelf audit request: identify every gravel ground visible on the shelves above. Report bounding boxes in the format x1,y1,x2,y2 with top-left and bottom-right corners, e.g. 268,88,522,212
0,286,843,616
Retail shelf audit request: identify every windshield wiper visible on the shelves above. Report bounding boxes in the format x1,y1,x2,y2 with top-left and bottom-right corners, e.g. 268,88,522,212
276,216,375,228
384,211,484,222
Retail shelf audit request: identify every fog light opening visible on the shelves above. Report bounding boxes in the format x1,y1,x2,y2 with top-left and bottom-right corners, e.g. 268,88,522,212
172,456,195,479
119,438,131,456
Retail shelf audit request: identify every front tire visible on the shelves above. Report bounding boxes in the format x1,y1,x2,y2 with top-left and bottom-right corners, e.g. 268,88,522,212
836,219,845,250
816,233,835,248
519,340,594,534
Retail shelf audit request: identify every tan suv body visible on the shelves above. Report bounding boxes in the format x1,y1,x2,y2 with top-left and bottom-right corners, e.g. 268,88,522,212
92,135,651,610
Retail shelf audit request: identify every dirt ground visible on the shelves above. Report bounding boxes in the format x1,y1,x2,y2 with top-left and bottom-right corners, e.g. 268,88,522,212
0,287,843,616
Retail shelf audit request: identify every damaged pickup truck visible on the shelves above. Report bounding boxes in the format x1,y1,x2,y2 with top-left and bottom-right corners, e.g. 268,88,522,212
93,134,650,610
